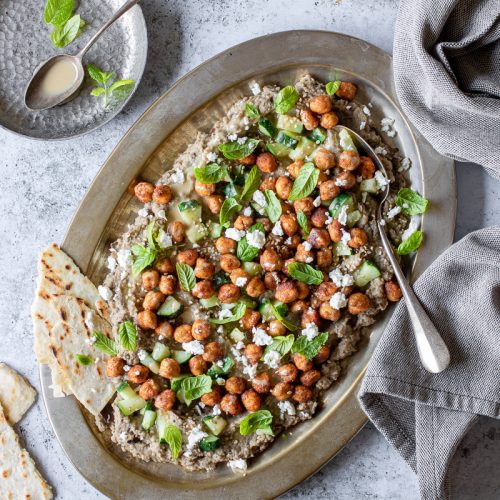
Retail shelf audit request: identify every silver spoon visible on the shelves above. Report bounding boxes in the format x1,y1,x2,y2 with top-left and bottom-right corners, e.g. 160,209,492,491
334,125,451,373
24,0,140,111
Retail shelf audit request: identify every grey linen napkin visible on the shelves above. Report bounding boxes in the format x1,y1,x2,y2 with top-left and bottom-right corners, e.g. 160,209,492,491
393,0,500,179
358,227,500,500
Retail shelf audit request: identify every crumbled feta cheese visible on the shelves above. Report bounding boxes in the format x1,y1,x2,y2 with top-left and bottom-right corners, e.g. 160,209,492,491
157,229,173,249
325,215,333,226
117,248,132,269
272,221,284,236
381,117,397,137
252,327,273,346
170,170,185,184
387,206,402,219
341,228,351,245
313,196,321,207
206,151,218,162
123,365,130,372
98,285,113,301
225,228,245,241
212,404,221,416
301,323,319,341
243,206,253,217
335,178,349,187
359,121,366,130
263,350,281,369
237,136,247,145
185,427,207,456
218,309,233,320
119,431,128,440
302,241,312,251
252,190,267,207
137,350,147,361
157,209,166,219
337,204,349,225
235,340,245,350
182,340,205,355
374,170,390,188
235,277,248,287
216,377,226,385
138,208,149,218
329,268,355,287
380,219,386,226
284,237,292,245
330,292,348,310
228,133,238,141
277,400,296,417
402,218,421,241
107,255,117,272
362,105,371,116
247,230,266,249
374,146,387,156
228,459,248,474
399,157,412,172
304,256,314,263
249,81,261,95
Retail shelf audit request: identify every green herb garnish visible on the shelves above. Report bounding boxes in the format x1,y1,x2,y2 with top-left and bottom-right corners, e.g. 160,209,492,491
271,303,299,332
239,410,273,436
88,64,135,108
264,334,295,358
288,163,320,201
264,190,282,223
291,332,329,360
92,331,119,357
397,230,423,255
209,302,247,325
297,210,310,236
118,321,137,351
326,80,341,96
194,163,227,184
288,262,324,285
50,14,84,48
176,263,196,292
236,223,265,262
75,354,92,365
131,244,157,276
244,103,260,119
178,375,213,405
218,138,259,160
220,197,242,227
274,86,299,114
161,423,182,459
239,165,261,202
44,0,85,48
395,188,429,215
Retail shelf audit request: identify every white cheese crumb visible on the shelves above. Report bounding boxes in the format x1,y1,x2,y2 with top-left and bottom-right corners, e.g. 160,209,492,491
137,208,149,218
284,236,292,245
185,427,207,456
249,81,261,95
380,219,386,226
313,196,321,207
212,404,221,416
329,268,354,287
301,323,319,341
399,157,412,172
335,178,349,187
263,350,281,369
182,340,205,355
362,105,371,116
98,285,113,301
116,248,133,269
228,459,248,474
235,277,248,287
252,327,273,346
137,349,148,361
387,206,402,219
337,204,349,225
330,292,348,310
216,377,226,385
272,221,284,236
302,241,312,251
157,229,173,249
107,255,117,272
359,121,366,130
157,209,166,219
206,151,218,162
277,400,296,417
252,190,267,207
247,230,266,249
374,170,390,188
374,146,387,156
228,133,238,141
235,341,245,350
304,256,314,263
402,218,421,241
237,136,247,145
123,365,130,372
381,117,397,137
225,228,245,241
170,170,185,184
243,206,253,217
356,175,363,183
341,228,351,245
218,309,233,320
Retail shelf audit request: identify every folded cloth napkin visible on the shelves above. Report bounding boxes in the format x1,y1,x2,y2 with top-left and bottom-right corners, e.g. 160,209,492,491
393,0,500,179
358,227,500,500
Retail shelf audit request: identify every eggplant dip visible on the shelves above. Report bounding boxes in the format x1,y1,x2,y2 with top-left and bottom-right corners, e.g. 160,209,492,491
94,74,429,473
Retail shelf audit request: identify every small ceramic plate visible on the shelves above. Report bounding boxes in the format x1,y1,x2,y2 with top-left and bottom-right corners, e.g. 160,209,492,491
0,0,147,140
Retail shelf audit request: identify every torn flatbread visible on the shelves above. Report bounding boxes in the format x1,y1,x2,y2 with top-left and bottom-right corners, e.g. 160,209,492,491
0,364,36,425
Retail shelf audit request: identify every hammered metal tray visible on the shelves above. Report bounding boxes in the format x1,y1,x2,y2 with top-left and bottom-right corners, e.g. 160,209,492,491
0,0,146,140
40,31,456,499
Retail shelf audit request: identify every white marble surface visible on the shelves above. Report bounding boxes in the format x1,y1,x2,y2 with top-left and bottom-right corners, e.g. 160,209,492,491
1,1,499,499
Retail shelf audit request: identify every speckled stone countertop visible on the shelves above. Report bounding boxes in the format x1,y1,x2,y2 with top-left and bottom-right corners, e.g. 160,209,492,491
1,1,499,498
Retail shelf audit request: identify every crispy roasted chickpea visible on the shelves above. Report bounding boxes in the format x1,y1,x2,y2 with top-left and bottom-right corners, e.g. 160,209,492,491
328,220,343,242
276,363,298,383
300,369,321,387
195,179,216,197
159,358,181,379
200,386,223,406
143,290,165,311
348,293,372,314
220,254,241,273
287,160,304,179
243,342,262,365
314,148,336,171
275,281,299,304
293,385,314,403
152,185,173,205
106,357,125,378
311,207,328,228
264,271,281,290
320,179,341,201
316,282,338,302
283,258,296,274
272,382,294,401
319,302,342,321
260,249,283,272
307,228,331,249
348,228,368,248
218,283,240,304
385,280,403,302
313,345,331,365
241,310,261,330
295,243,314,264
192,280,215,299
301,308,321,328
225,376,246,395
339,150,360,171
260,177,276,191
139,379,161,400
234,215,254,231
154,389,176,411
206,194,224,214
256,152,278,173
241,389,262,412
202,342,224,363
316,248,333,269
335,81,357,101
134,181,154,203
155,321,174,339
275,176,293,200
216,236,237,254
230,268,250,287
251,372,272,394
246,277,266,298
309,95,332,114
192,319,211,340
296,281,310,300
155,257,174,274
189,355,207,375
142,269,160,290
320,111,339,129
194,258,215,279
240,153,256,165
360,156,376,179
293,353,313,372
268,319,286,337
300,108,320,130
290,300,308,314
128,364,149,384
159,274,176,295
168,221,186,243
342,285,354,297
317,171,329,184
220,393,243,415
279,213,298,236
174,324,193,343
137,310,157,330
335,171,356,190
177,249,198,266
293,197,315,216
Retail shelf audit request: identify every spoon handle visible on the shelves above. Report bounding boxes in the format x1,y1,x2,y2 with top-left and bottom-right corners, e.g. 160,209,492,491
377,222,451,373
77,0,140,59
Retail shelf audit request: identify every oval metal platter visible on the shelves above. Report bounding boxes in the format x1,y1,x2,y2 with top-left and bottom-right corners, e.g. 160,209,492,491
40,31,456,499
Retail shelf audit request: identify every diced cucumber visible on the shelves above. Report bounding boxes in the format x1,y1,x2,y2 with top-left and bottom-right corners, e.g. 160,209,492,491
276,131,299,149
338,128,358,152
199,435,221,452
170,375,189,392
266,143,292,158
171,350,192,364
329,193,355,218
140,354,160,375
333,241,353,256
354,260,381,287
310,127,327,144
229,328,245,344
347,210,362,227
258,300,274,322
117,397,147,416
116,381,134,397
360,178,379,193
209,222,223,239
186,224,208,243
202,415,228,436
200,295,220,308
277,114,304,134
239,296,257,310
157,296,183,318
142,409,157,431
152,342,170,362
177,200,202,225
258,118,277,138
140,400,154,415
242,262,263,276
289,136,316,161
207,356,235,378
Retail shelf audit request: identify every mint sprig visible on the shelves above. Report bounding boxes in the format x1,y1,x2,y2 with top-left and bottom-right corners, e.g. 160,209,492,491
88,64,135,108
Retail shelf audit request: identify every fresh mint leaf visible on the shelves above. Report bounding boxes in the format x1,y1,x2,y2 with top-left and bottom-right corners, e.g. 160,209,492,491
220,197,242,227
264,334,295,357
297,210,310,236
236,223,265,262
271,303,299,332
244,103,260,119
176,263,196,291
146,221,158,249
87,64,114,84
397,230,423,255
239,165,261,202
118,321,137,351
131,244,157,276
90,87,106,97
194,163,227,184
75,354,92,365
218,139,259,160
288,163,320,201
179,375,212,405
395,188,429,216
109,79,135,101
326,80,341,96
288,262,324,285
209,302,247,325
161,423,182,459
291,332,328,360
44,0,74,26
274,85,298,114
239,410,273,436
50,14,82,48
92,331,119,357
264,190,282,223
